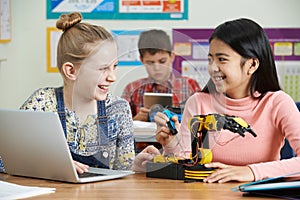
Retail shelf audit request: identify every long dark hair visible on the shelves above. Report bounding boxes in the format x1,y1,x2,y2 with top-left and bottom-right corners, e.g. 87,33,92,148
202,18,281,98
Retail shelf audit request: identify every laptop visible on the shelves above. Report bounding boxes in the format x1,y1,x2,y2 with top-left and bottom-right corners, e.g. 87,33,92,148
0,108,134,183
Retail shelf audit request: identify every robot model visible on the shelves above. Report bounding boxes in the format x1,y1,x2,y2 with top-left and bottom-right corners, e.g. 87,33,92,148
148,111,257,182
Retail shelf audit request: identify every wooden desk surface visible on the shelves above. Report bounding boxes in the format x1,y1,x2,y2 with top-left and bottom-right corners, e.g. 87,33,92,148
0,173,269,199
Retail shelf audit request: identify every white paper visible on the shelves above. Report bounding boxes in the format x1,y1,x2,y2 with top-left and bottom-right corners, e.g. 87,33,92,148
133,121,157,142
133,121,157,132
0,180,55,200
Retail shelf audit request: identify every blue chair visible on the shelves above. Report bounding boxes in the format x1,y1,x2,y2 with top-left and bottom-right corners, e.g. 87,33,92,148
296,102,300,111
280,139,295,159
280,102,299,159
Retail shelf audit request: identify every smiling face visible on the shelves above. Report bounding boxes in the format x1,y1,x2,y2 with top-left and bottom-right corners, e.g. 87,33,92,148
141,51,174,83
208,38,255,99
74,41,118,102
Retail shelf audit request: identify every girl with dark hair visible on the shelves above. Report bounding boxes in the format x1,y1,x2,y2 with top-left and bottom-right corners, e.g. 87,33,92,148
140,18,300,183
203,18,281,97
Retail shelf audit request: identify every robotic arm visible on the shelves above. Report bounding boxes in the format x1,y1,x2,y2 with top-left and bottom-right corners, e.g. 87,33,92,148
149,112,257,181
154,112,256,165
188,113,257,138
186,113,256,165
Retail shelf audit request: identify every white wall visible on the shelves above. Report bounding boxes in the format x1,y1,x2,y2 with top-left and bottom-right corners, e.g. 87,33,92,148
0,0,300,108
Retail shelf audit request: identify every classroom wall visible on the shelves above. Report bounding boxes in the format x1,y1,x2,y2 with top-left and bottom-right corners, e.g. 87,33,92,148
0,0,300,109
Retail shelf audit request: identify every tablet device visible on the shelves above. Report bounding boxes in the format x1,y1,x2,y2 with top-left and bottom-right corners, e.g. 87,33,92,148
232,172,300,199
143,92,173,108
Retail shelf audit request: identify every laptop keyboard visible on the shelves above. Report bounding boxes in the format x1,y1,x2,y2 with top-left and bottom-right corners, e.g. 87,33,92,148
78,172,105,178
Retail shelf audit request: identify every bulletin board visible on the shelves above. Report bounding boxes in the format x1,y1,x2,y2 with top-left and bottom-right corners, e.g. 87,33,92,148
172,28,213,88
265,28,300,101
46,0,188,20
113,30,143,66
46,28,142,73
46,27,62,73
172,28,300,101
0,0,11,43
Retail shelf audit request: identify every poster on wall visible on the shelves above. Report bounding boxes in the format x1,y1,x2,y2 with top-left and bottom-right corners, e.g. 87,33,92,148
172,29,213,88
265,28,300,101
113,30,142,66
46,0,188,20
46,28,143,72
172,28,300,101
46,27,62,73
0,0,11,43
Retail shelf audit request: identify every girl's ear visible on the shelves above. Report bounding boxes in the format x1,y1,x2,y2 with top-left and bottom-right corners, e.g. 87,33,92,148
62,62,78,81
247,58,259,75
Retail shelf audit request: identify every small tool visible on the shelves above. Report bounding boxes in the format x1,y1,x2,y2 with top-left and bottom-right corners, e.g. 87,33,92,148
163,109,178,135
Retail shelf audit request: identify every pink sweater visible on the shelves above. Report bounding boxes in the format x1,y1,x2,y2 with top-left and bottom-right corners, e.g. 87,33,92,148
164,91,300,181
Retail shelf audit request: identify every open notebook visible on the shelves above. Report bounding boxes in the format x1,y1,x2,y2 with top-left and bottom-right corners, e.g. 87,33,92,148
0,108,133,183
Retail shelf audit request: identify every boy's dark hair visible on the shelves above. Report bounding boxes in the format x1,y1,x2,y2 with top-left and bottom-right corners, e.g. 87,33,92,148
203,18,281,98
138,29,172,58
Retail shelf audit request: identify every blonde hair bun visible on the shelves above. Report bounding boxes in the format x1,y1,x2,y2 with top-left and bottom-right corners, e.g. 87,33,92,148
56,12,82,32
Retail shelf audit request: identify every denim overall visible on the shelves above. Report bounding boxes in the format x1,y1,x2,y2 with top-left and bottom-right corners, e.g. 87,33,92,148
0,156,5,173
55,87,109,168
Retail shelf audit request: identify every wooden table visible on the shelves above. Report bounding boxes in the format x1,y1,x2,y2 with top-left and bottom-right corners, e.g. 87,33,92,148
0,173,271,199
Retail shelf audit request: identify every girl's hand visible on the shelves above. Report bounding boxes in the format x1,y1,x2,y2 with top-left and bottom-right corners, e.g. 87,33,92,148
154,112,180,147
203,162,255,183
131,145,161,172
73,160,89,174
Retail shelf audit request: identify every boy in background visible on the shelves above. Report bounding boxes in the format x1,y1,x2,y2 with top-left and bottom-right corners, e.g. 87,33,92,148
122,29,201,122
